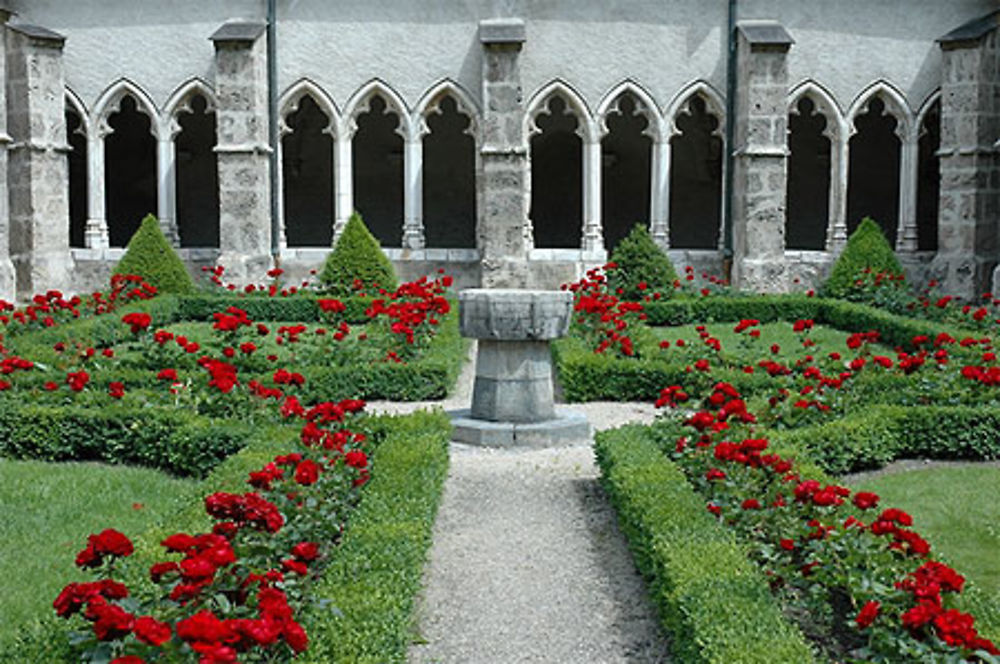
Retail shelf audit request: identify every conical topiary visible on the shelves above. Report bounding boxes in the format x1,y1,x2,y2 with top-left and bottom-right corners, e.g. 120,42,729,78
320,211,397,295
822,217,904,298
112,214,194,293
606,223,679,300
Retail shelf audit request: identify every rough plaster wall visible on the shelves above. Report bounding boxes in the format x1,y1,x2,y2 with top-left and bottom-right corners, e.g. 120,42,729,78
741,0,996,113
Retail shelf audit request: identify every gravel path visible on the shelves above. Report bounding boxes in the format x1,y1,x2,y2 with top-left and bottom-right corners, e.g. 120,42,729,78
367,343,671,663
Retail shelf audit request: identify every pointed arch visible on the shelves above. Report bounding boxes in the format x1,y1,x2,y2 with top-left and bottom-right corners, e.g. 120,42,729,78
788,79,845,141
92,78,159,139
342,79,411,140
524,79,597,145
65,87,90,138
665,80,726,136
279,78,339,137
414,79,481,140
915,90,942,134
847,80,913,140
596,79,663,140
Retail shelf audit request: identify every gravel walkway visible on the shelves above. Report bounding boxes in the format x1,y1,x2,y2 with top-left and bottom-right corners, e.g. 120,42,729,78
367,343,671,663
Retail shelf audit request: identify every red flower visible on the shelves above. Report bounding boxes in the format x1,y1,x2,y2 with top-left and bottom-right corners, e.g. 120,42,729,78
157,368,178,382
856,600,881,629
852,491,880,510
345,450,368,469
108,381,125,399
134,615,172,646
176,609,233,644
121,312,152,334
902,602,940,632
294,459,320,485
75,529,133,568
291,541,320,562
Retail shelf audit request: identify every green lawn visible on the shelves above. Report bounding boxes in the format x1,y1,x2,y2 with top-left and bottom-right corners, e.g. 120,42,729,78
848,464,1000,596
0,459,197,646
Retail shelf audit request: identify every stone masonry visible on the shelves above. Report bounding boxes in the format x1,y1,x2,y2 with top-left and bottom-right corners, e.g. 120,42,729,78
0,11,16,301
731,21,794,293
477,18,532,289
211,22,273,285
6,22,70,296
935,18,1000,299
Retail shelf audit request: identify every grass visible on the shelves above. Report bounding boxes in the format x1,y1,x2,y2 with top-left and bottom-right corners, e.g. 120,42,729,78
848,464,1000,597
0,458,197,647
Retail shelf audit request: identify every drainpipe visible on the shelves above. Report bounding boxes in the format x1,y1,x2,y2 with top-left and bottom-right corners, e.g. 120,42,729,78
267,0,280,264
722,0,737,282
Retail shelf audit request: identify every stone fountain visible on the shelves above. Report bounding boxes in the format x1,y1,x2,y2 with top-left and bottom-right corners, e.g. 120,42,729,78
451,289,590,447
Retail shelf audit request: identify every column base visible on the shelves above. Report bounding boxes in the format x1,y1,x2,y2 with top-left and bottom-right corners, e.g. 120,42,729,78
449,408,590,448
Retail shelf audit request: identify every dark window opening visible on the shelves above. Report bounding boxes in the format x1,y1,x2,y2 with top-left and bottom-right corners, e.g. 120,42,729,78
786,97,831,250
176,94,219,248
423,96,476,248
847,97,901,245
353,95,403,247
282,95,333,247
602,94,652,252
669,96,722,249
105,94,157,247
66,108,87,248
530,96,582,249
917,101,940,252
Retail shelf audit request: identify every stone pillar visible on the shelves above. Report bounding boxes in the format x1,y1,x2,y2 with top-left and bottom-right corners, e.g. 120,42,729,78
6,23,71,296
896,131,919,252
649,137,671,249
211,22,272,283
274,134,287,250
402,136,424,249
157,131,180,246
478,18,531,288
933,15,1000,298
581,137,603,252
731,21,794,293
85,128,108,249
333,131,352,242
0,10,16,301
825,131,849,254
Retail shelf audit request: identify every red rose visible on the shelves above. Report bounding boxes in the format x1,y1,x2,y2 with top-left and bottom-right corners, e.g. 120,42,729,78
345,450,368,469
291,541,320,562
855,600,881,629
134,615,172,646
294,459,320,485
852,491,880,510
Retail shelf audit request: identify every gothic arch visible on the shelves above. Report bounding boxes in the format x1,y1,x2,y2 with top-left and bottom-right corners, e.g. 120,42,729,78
596,80,663,140
788,80,845,140
847,80,913,140
279,79,339,137
414,79,481,140
92,78,159,139
524,79,598,145
915,90,942,135
65,87,90,137
342,79,411,140
164,78,216,132
665,81,726,136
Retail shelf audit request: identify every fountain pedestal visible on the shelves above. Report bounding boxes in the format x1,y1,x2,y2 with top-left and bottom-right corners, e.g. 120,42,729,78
451,289,589,447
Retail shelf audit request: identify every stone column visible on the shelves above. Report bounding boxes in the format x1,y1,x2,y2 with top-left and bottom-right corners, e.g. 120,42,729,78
581,137,603,252
649,137,671,250
211,22,272,283
85,128,109,249
402,136,424,249
0,10,17,301
333,131,352,242
478,18,531,288
825,131,849,254
730,21,794,293
157,130,180,246
933,15,1000,298
6,23,71,296
895,130,919,252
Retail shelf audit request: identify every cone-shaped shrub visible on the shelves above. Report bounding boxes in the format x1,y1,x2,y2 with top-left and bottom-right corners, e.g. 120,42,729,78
112,214,194,293
320,211,397,295
607,223,679,300
823,217,904,298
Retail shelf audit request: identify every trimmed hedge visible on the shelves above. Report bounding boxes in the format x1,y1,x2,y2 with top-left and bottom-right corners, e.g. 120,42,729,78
607,223,679,301
112,214,195,294
823,217,904,298
595,424,814,664
320,212,397,296
175,293,373,325
299,411,450,663
0,402,248,478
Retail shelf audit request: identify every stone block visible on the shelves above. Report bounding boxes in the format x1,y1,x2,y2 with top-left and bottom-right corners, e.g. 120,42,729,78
459,289,572,340
479,18,526,45
450,409,590,448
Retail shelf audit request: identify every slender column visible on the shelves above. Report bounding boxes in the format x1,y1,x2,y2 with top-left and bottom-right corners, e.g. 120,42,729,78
333,131,352,242
825,130,849,253
275,135,287,249
895,129,919,252
478,18,530,287
157,134,180,246
730,21,794,292
6,23,71,294
649,136,671,249
211,22,273,284
581,137,603,252
402,136,424,249
0,11,16,300
85,131,109,248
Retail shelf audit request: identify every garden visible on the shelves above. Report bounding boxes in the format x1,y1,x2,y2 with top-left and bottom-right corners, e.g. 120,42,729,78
2,209,999,663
